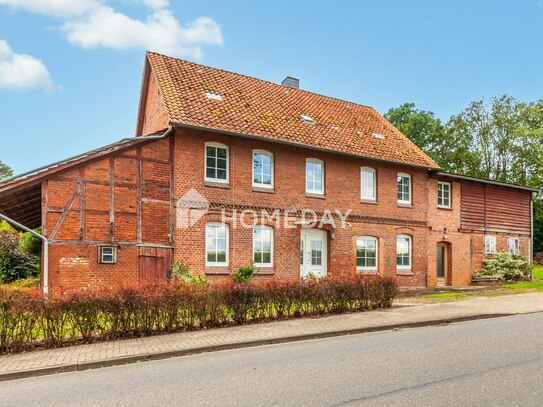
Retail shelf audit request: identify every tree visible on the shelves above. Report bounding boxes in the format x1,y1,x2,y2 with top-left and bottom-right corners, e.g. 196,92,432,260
384,103,445,154
384,103,477,172
0,160,13,180
447,95,543,185
387,97,543,187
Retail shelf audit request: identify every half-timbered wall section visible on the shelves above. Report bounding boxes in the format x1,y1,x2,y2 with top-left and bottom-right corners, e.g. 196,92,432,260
43,138,172,290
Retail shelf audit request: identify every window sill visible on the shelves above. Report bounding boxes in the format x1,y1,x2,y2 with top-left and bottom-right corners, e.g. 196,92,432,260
396,269,414,276
306,193,325,199
253,187,275,194
438,206,452,211
357,269,378,275
361,199,378,205
397,203,413,209
255,267,275,275
204,181,230,189
205,267,231,275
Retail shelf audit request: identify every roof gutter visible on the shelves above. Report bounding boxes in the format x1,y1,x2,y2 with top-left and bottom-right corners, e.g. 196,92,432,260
171,122,441,171
0,125,174,187
438,172,541,192
0,213,49,294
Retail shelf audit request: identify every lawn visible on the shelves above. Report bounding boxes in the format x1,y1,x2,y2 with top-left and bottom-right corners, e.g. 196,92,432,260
532,264,543,280
502,264,543,291
410,264,543,303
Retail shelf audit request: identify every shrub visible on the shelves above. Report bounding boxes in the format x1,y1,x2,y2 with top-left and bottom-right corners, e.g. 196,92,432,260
170,261,207,286
9,277,40,290
233,265,257,283
0,229,39,283
0,275,397,353
474,251,529,281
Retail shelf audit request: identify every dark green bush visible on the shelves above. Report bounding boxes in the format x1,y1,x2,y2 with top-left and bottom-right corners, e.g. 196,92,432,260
0,229,39,283
233,265,257,283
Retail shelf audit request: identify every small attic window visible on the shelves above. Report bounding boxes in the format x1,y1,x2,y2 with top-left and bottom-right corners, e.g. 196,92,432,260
206,92,223,101
372,132,385,140
331,124,339,130
300,115,316,124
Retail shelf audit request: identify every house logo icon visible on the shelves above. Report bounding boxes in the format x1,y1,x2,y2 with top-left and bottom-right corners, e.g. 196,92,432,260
176,188,209,229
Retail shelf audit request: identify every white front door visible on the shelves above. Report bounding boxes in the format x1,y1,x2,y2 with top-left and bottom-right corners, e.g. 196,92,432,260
300,229,328,278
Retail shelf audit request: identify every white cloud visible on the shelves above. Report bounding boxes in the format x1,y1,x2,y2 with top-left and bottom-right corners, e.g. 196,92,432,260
0,0,101,17
140,0,169,9
63,8,222,58
0,0,223,59
0,40,53,90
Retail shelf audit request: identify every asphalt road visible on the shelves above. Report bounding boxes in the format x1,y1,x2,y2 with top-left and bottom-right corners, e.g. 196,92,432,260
2,313,543,407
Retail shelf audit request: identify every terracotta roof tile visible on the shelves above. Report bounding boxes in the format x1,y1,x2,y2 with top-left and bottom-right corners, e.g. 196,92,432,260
147,51,440,169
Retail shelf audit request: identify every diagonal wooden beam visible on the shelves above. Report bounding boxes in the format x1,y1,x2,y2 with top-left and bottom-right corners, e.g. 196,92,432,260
49,187,80,240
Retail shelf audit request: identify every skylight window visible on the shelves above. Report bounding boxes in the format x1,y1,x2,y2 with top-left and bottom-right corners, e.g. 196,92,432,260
300,115,316,124
372,132,385,139
206,92,223,101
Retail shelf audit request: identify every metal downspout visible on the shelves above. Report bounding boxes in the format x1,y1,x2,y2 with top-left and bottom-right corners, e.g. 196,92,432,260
0,213,49,293
530,193,535,279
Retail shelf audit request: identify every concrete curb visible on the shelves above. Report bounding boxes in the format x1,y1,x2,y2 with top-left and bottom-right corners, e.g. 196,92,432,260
0,312,519,383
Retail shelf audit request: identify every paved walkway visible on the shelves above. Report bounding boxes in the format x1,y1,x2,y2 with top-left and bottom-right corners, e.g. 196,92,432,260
1,293,542,381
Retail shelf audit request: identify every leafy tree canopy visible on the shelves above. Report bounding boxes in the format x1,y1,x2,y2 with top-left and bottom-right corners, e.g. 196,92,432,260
385,96,543,188
0,160,13,180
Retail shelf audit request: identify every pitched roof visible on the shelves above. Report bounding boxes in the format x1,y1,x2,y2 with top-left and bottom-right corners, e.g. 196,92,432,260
146,51,439,169
0,136,156,193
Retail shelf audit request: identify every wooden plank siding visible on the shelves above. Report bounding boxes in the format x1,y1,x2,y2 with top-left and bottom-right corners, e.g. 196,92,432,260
460,180,531,234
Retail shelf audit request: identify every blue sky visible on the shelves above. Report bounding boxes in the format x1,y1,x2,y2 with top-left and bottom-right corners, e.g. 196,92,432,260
1,0,543,174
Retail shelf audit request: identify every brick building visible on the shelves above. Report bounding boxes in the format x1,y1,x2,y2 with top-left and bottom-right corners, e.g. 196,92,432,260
0,52,536,292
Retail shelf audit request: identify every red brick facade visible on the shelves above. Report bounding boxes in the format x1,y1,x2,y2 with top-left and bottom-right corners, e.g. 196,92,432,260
26,126,532,291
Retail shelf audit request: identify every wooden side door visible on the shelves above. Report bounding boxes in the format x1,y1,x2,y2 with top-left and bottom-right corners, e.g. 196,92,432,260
139,247,173,284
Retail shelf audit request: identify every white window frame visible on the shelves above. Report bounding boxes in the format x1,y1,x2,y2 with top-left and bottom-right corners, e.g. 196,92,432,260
396,235,412,270
205,222,229,267
508,237,520,255
397,173,412,205
485,235,497,254
253,225,274,267
204,142,229,184
360,167,376,201
99,246,117,264
356,236,378,272
306,158,324,195
252,149,274,189
438,181,451,208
